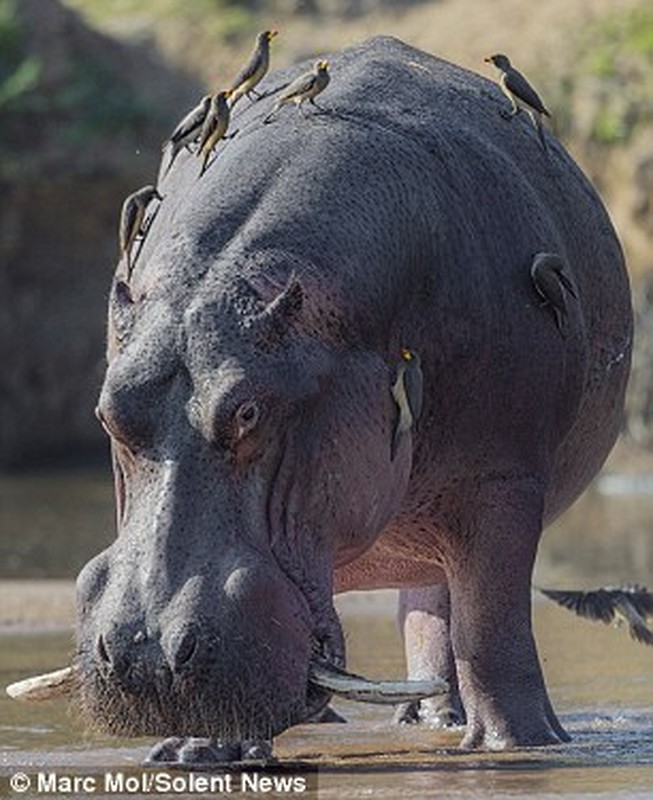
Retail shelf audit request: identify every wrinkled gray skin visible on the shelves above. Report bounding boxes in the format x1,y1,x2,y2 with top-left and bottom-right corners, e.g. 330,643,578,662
77,36,632,756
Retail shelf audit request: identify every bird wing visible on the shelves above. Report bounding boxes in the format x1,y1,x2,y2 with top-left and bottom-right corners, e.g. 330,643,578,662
198,106,218,152
531,263,567,310
504,68,549,115
404,360,424,424
119,199,141,252
279,71,317,102
613,595,653,645
557,268,579,299
230,52,261,91
619,584,653,617
165,97,209,148
540,588,616,623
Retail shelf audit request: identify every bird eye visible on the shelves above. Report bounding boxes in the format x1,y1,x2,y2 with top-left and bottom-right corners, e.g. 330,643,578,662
235,400,260,439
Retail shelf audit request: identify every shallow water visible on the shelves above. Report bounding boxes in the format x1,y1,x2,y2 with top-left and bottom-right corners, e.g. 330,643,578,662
0,468,652,798
1,601,652,798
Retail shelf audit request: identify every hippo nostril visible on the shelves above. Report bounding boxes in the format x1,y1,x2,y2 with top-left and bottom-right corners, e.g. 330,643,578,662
168,628,198,671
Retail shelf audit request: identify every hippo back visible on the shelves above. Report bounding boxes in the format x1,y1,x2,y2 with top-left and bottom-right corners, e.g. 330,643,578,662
143,35,631,524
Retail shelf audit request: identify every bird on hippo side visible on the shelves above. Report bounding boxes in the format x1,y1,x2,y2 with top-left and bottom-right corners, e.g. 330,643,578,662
13,35,632,766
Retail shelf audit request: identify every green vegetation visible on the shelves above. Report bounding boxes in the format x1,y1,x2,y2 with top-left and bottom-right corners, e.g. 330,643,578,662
574,5,653,145
64,0,256,44
0,0,168,176
0,0,41,111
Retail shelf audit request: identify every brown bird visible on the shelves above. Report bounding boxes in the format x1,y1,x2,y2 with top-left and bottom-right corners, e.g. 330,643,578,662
228,30,278,107
484,53,550,150
162,94,211,175
530,252,578,335
197,90,232,177
264,59,330,123
540,585,653,646
119,185,162,278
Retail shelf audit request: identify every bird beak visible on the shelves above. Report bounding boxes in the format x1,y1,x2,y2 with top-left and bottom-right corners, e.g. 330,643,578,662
268,30,279,40
483,56,492,63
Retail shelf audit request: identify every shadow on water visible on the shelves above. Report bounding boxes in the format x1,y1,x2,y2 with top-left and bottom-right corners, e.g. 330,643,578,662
0,464,652,797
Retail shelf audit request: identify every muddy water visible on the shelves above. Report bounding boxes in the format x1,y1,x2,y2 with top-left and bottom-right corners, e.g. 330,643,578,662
0,467,653,798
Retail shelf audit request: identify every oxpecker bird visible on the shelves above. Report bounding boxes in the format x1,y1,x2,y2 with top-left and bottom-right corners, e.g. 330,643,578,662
162,94,211,175
263,60,330,123
484,53,550,150
391,348,423,461
229,30,278,107
197,90,232,177
540,585,653,646
530,252,578,336
119,185,162,278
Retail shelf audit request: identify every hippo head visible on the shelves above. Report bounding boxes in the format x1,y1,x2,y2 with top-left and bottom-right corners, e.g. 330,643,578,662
74,268,415,746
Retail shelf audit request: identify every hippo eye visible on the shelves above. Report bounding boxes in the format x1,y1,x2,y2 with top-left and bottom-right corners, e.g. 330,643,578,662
234,400,260,439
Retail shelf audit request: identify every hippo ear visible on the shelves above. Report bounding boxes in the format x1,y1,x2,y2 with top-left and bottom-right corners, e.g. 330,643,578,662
247,274,304,343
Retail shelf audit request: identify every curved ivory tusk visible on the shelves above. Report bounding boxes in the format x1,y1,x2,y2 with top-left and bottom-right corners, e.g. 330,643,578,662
6,666,77,702
308,659,448,704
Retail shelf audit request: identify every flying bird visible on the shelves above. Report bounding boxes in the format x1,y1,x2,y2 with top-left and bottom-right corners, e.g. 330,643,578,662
228,30,278,107
485,53,550,150
391,348,423,461
264,59,330,123
119,185,162,278
540,585,653,646
530,252,578,335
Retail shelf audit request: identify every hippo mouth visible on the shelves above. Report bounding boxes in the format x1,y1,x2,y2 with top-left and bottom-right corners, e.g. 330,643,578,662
7,658,447,708
7,646,447,764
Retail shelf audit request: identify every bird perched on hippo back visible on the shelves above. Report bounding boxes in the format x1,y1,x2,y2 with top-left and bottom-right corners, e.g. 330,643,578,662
485,53,551,150
228,29,278,107
162,94,211,175
197,90,232,176
118,185,162,278
530,252,579,336
391,348,423,461
263,59,330,123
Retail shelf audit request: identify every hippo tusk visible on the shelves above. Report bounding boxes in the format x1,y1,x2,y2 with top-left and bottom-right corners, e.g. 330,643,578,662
308,659,448,704
6,666,77,702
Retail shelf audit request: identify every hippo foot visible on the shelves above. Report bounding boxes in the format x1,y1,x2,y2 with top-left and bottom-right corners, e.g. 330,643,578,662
144,737,275,768
393,699,465,729
305,704,347,724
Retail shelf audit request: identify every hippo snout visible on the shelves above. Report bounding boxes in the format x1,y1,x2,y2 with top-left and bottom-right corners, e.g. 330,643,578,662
76,553,322,741
93,622,196,693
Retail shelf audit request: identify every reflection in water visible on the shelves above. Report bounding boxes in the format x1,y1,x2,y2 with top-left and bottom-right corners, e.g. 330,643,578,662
0,468,652,797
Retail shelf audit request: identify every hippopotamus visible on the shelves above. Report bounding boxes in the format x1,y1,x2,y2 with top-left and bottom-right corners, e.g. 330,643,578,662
74,35,632,759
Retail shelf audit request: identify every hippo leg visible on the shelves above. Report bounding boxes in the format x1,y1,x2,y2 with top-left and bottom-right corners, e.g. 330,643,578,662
394,584,465,728
144,737,274,767
446,478,570,750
